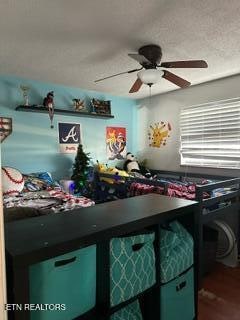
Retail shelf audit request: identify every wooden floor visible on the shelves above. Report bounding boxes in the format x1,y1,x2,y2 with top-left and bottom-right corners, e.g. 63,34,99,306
198,263,240,320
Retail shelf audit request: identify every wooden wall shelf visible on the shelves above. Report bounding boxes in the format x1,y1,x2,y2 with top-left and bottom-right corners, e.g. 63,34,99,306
15,105,114,119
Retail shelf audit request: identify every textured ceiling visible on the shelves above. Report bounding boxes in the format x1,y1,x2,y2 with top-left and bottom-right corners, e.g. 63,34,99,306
1,0,240,99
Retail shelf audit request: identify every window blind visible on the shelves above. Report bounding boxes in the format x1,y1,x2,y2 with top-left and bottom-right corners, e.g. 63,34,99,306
180,97,240,169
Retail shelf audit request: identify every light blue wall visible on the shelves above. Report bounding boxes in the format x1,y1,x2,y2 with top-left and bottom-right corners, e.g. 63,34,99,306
0,75,138,179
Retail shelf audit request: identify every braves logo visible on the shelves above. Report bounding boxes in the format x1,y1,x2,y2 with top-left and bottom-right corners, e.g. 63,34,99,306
62,126,79,143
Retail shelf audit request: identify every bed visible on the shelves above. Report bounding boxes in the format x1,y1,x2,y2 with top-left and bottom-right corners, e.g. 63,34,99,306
96,169,240,280
96,169,240,205
3,171,95,222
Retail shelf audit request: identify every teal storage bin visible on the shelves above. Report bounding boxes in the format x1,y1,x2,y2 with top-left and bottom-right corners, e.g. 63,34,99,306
160,221,193,283
30,245,96,320
111,300,143,320
110,232,156,306
161,267,195,320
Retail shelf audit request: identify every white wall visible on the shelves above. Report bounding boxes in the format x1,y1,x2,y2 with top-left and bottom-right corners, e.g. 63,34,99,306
137,74,240,177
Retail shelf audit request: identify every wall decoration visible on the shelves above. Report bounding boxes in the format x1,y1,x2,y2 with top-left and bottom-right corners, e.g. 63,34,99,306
148,122,171,148
20,85,30,106
58,122,81,154
0,117,12,143
91,98,111,115
43,91,55,128
106,126,127,160
73,99,86,112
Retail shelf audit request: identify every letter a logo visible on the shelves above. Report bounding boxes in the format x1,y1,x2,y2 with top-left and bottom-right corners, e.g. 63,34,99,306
58,123,81,147
62,126,78,142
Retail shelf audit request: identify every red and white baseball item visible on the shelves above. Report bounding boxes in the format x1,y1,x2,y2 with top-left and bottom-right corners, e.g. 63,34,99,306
2,167,24,196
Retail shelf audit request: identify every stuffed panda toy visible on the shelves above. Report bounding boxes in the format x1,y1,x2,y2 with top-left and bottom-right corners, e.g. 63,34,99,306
123,152,153,179
123,152,141,173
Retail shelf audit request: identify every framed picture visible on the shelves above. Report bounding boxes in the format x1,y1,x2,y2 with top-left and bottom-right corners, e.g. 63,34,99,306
106,126,127,160
91,99,111,115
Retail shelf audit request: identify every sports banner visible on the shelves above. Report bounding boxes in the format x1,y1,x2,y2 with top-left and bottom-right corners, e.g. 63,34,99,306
58,122,81,153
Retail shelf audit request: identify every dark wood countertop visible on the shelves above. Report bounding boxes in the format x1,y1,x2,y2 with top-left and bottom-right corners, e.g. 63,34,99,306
5,194,197,266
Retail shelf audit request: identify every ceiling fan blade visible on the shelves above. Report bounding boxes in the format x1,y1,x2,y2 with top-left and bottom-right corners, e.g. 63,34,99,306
95,67,142,83
160,60,208,68
128,53,151,65
129,78,143,93
162,70,191,88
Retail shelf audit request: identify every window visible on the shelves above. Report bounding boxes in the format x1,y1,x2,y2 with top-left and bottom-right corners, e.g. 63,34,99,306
180,97,240,169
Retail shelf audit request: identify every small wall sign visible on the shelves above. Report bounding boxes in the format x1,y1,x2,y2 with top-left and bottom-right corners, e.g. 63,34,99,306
0,117,12,143
58,122,81,153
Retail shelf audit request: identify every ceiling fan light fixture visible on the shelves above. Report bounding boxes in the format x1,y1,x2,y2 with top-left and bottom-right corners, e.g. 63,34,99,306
95,44,208,93
137,69,164,85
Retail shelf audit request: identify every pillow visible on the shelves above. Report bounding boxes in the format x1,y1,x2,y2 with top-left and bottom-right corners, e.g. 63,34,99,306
33,172,54,184
23,172,61,192
23,175,46,192
2,167,24,196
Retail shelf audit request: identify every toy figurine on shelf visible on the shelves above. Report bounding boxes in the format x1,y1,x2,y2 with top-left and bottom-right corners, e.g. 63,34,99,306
91,98,111,115
73,99,85,112
43,91,54,129
20,85,30,106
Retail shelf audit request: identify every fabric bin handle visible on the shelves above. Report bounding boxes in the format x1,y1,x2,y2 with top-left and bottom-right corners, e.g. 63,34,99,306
176,281,186,292
54,256,76,267
132,243,145,251
116,229,154,238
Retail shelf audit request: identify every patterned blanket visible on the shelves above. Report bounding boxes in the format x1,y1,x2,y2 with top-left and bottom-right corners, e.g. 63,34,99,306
3,190,95,214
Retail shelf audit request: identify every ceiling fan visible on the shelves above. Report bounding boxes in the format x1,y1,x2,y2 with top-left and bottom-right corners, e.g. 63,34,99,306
94,44,208,93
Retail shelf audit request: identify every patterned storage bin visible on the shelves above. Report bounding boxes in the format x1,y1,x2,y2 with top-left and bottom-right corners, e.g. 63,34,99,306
110,232,156,306
111,300,143,320
160,221,193,283
30,245,96,320
160,267,195,320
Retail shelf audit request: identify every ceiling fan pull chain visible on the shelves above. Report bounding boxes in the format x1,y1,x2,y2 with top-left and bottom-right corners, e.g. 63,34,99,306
149,85,152,107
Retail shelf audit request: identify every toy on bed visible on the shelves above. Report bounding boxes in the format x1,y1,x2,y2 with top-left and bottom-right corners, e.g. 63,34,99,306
97,161,129,184
95,161,130,202
123,152,151,178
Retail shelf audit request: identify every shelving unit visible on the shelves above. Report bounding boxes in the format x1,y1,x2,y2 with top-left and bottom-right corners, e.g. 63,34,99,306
15,105,114,119
5,194,198,320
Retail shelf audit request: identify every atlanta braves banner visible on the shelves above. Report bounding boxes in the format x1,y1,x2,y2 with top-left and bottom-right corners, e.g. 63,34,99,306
58,122,81,153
